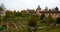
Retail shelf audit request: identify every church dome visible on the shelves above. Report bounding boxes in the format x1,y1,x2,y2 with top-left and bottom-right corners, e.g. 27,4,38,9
36,5,41,10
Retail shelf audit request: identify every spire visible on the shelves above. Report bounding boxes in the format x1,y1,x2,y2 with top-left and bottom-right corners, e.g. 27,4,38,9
38,5,40,8
36,5,41,10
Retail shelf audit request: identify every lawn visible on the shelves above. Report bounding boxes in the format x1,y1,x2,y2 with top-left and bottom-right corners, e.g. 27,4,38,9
36,26,60,32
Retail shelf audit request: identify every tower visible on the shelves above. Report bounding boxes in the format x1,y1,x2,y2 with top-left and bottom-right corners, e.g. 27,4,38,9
36,5,41,15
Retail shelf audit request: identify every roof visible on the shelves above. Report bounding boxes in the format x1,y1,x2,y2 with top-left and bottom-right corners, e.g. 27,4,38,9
39,11,60,13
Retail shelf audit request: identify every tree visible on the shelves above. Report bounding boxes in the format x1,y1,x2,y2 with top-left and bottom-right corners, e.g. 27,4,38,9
28,19,36,27
56,17,60,24
5,10,14,18
0,6,3,20
55,6,59,11
49,9,51,11
40,13,45,23
0,3,6,11
28,14,38,32
0,25,7,31
14,11,21,17
44,7,48,11
0,7,3,11
0,3,6,16
20,10,27,17
45,15,53,32
5,10,15,21
0,6,3,16
40,13,45,20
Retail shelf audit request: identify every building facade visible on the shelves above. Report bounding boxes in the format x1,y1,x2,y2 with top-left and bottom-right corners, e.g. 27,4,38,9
36,5,60,18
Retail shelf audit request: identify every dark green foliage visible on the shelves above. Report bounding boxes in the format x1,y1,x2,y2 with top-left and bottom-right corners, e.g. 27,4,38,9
0,7,3,11
0,25,7,31
41,20,46,23
45,15,53,23
49,9,51,11
2,25,7,29
55,7,59,11
0,27,3,31
40,13,45,20
40,13,45,23
28,20,36,27
0,18,2,21
5,11,14,18
14,12,21,17
56,17,60,24
28,13,38,27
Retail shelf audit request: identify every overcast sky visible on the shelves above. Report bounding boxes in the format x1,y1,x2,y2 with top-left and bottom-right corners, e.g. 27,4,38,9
0,0,60,10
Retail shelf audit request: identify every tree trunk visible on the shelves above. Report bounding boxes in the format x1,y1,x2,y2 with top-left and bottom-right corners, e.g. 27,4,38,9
46,23,51,32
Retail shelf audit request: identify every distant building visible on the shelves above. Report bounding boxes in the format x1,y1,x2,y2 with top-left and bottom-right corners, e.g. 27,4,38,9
27,9,35,14
0,4,5,16
36,5,41,15
36,5,60,18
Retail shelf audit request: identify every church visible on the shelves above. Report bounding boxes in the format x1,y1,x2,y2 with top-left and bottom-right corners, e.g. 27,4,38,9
36,5,60,18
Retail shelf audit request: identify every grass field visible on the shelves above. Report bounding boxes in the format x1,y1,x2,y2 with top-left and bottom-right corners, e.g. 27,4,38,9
0,20,60,32
0,17,60,32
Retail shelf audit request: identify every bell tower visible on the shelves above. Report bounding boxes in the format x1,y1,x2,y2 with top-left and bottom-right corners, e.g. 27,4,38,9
36,5,41,15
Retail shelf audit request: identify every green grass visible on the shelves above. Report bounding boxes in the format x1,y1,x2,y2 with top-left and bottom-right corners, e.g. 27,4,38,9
36,26,60,32
0,17,60,32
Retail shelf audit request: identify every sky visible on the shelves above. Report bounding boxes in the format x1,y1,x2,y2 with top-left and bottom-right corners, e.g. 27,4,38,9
0,0,60,11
